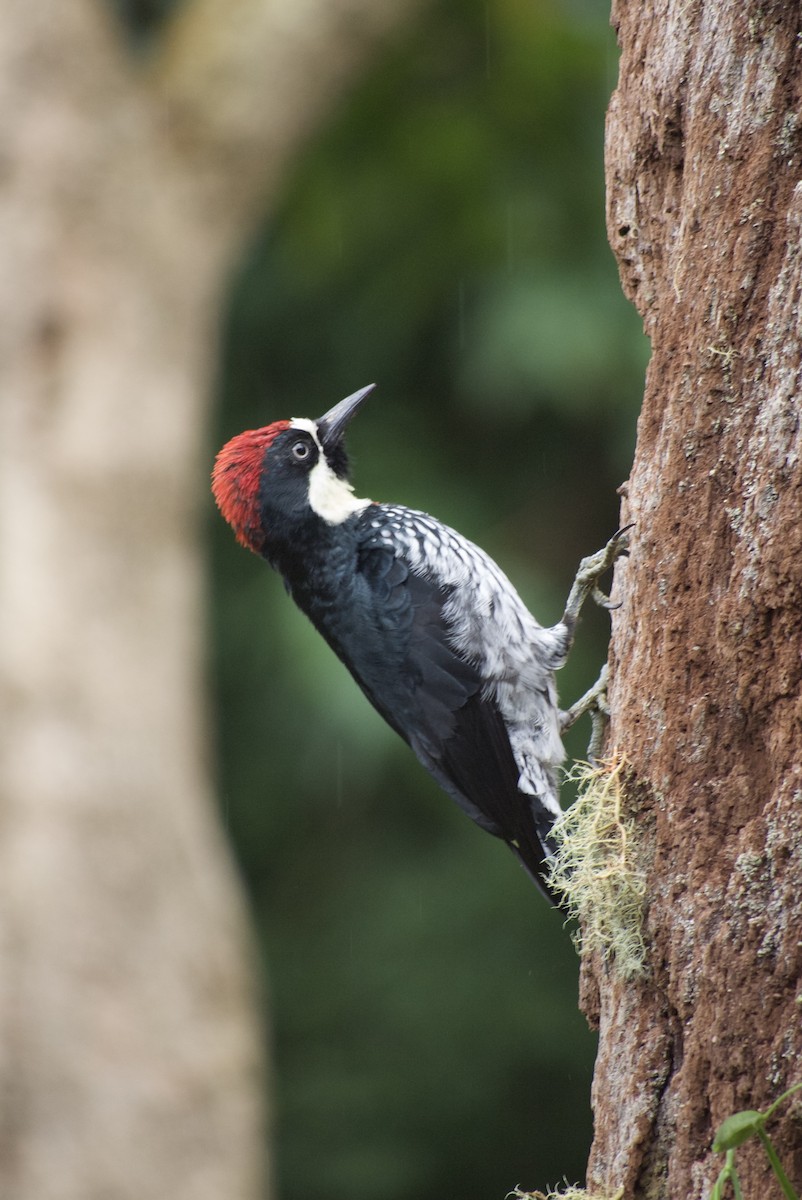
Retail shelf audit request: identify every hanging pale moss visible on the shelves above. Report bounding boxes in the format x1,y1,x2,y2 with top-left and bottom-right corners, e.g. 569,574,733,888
508,1186,624,1200
546,752,647,979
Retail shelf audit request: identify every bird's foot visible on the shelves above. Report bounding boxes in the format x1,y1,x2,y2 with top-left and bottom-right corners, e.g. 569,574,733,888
560,663,611,763
562,525,632,630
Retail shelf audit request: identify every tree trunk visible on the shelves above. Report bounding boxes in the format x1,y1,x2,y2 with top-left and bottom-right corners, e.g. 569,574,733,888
0,1,423,1197
585,3,802,1198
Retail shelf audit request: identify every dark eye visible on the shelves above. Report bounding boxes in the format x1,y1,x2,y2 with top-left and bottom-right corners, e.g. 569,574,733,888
291,440,311,461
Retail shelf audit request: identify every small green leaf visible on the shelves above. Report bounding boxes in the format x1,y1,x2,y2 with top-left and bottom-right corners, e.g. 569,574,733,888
713,1110,763,1151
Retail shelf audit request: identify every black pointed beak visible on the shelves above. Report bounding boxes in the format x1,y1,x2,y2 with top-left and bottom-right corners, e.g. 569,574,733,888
316,383,376,448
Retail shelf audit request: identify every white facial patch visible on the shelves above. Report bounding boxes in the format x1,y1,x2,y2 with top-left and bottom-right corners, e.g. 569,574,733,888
290,417,371,525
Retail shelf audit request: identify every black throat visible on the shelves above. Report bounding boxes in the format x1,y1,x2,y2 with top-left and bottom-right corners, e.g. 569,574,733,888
262,507,364,623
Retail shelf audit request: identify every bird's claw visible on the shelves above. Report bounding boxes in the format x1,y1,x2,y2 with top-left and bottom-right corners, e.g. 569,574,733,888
576,525,632,589
562,525,633,629
593,584,622,611
560,663,609,733
558,525,632,760
560,663,612,761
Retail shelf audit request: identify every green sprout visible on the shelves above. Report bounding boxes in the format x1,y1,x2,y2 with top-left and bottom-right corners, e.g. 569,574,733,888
710,1081,802,1200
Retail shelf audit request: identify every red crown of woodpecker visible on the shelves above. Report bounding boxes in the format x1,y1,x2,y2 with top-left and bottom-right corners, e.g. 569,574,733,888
212,421,290,552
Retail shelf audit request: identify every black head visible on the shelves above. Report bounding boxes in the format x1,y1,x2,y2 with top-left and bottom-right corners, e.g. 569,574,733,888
212,384,376,552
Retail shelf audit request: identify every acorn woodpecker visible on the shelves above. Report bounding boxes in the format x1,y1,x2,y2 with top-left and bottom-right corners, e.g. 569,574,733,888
212,384,628,902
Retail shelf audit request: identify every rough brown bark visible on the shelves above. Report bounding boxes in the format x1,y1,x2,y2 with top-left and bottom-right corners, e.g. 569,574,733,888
585,4,802,1198
0,1,423,1197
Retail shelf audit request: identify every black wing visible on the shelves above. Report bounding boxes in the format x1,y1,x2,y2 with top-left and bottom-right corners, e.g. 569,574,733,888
323,537,557,899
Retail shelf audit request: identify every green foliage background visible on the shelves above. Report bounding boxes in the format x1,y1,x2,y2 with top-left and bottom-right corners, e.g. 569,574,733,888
207,1,647,1196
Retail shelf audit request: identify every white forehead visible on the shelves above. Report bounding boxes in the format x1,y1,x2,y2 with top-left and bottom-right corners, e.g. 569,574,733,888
289,417,321,447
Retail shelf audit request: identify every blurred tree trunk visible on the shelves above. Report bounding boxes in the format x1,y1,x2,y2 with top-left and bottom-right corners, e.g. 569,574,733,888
0,1,422,1197
585,3,802,1197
